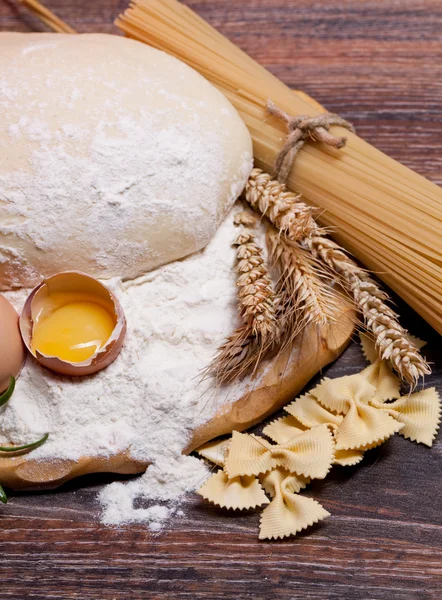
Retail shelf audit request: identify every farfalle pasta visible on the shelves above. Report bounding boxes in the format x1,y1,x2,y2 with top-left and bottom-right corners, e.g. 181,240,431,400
285,393,343,430
196,331,439,540
359,333,439,446
301,374,401,451
332,448,365,467
360,360,401,402
196,437,231,467
283,333,439,453
197,425,333,539
312,374,376,414
198,470,269,511
197,437,270,510
263,416,305,445
263,411,365,467
225,426,334,480
372,388,441,446
334,398,403,451
258,469,328,540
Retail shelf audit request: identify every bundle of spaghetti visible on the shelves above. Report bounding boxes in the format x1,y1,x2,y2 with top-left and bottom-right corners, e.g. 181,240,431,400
116,0,442,335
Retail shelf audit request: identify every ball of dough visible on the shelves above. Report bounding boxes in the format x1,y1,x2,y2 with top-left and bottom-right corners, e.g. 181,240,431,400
0,33,253,289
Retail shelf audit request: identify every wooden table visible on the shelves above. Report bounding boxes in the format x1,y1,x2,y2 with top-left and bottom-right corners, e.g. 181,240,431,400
1,1,441,598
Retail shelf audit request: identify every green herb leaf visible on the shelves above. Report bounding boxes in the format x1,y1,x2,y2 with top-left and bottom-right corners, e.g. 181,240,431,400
0,485,7,504
0,376,15,407
0,433,49,454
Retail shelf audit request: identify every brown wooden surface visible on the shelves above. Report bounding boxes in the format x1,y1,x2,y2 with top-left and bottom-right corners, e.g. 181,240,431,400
1,1,441,598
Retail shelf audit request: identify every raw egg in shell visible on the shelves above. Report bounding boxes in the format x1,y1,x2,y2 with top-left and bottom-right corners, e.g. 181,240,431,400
0,295,27,393
20,272,126,376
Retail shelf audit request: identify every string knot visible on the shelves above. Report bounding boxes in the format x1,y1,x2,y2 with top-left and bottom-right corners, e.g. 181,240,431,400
267,99,355,183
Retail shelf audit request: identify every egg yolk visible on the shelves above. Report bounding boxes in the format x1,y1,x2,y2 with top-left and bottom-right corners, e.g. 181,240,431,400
32,301,115,363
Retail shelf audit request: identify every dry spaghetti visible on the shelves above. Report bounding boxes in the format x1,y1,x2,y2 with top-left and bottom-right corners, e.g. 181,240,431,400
117,0,442,335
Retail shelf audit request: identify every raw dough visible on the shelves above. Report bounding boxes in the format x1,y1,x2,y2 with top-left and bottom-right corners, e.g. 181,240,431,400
0,33,253,289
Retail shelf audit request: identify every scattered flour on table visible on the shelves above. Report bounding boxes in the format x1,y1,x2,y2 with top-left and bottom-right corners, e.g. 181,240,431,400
1,208,263,531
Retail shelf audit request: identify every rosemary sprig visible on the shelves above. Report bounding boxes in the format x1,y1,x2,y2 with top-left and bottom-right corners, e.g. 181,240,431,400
0,377,49,505
0,433,49,454
0,377,15,407
0,376,16,505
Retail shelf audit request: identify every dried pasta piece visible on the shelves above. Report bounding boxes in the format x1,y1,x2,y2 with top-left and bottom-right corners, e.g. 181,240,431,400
360,360,401,401
334,448,365,466
258,469,329,540
372,388,441,447
304,363,406,451
196,438,231,467
198,470,269,510
375,361,401,401
260,468,310,496
224,431,274,478
286,397,365,464
284,394,366,465
263,416,305,444
267,399,363,466
312,375,376,414
225,425,334,480
407,334,427,350
335,401,403,451
359,331,379,363
285,393,343,429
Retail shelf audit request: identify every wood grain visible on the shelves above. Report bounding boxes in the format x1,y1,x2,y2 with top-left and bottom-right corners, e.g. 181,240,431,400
0,1,441,598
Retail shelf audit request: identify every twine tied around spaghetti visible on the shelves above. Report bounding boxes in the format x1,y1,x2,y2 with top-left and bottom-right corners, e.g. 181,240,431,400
267,100,355,183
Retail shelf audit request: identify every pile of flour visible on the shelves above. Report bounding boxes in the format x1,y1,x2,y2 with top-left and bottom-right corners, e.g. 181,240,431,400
1,208,259,529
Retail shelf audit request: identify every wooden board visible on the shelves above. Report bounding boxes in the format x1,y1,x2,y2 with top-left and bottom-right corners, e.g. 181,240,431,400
0,301,355,489
0,2,441,599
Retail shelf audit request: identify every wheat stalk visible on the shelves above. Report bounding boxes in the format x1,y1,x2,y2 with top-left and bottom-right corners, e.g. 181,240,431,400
221,170,429,386
244,168,316,241
268,230,340,350
209,325,261,383
245,169,429,386
209,212,277,383
301,233,431,386
234,228,276,339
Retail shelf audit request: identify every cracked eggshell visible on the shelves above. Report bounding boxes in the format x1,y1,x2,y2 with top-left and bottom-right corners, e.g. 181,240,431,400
19,272,126,377
0,295,27,392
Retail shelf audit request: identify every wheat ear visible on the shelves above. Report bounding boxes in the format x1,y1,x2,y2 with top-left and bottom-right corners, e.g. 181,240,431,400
244,168,316,241
245,169,429,386
302,232,431,386
268,229,340,349
209,212,277,383
209,325,260,383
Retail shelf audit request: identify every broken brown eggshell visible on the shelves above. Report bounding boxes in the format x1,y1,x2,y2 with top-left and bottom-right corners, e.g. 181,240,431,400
0,295,27,393
19,271,126,377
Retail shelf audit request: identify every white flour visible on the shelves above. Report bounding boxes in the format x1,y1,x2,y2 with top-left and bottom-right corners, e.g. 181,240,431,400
1,208,261,530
